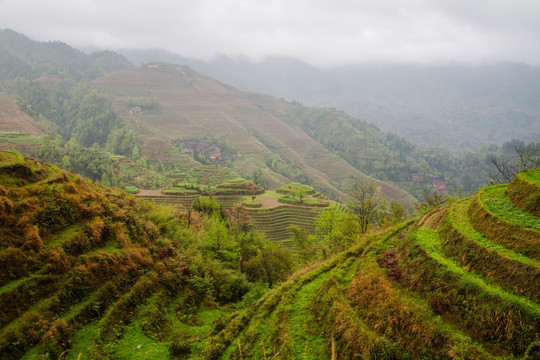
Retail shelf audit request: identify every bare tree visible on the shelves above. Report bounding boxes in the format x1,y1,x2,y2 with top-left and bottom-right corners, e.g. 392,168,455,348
488,142,540,184
347,181,385,234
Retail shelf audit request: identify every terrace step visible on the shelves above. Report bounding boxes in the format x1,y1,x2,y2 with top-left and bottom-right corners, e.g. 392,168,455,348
440,198,540,302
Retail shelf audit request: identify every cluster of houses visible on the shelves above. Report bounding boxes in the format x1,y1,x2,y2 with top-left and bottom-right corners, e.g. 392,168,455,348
173,138,231,165
431,176,449,194
399,173,450,194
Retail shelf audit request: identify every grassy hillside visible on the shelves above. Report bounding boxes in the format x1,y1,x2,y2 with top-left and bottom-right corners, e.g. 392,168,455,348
0,151,257,360
91,63,416,207
0,92,42,137
204,170,540,359
1,152,538,359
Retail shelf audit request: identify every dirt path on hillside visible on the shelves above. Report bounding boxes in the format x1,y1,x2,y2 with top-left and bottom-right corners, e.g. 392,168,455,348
257,197,283,209
418,206,449,229
136,189,164,196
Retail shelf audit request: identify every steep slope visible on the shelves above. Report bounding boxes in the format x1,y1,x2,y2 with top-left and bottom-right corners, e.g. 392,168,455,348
1,154,538,359
0,151,246,359
92,63,415,206
204,170,540,359
123,51,540,152
0,92,42,136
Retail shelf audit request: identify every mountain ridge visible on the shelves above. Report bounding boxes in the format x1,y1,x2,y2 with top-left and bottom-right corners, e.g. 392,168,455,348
120,49,540,152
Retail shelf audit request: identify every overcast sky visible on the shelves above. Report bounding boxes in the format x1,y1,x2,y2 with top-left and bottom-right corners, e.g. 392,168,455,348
1,0,539,67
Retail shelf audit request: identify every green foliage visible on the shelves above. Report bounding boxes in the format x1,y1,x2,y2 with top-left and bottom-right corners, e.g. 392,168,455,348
242,198,261,208
205,214,236,262
3,79,118,147
35,197,75,232
289,225,319,263
243,239,295,288
482,186,540,231
124,186,139,194
249,169,267,189
264,153,312,185
105,129,136,157
193,196,226,220
347,180,386,233
0,29,132,81
100,173,111,187
238,283,269,308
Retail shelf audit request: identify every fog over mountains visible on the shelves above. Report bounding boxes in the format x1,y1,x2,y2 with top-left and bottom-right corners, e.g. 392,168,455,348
120,48,540,152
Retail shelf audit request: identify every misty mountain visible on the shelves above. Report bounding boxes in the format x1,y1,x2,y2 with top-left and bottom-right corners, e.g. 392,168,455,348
0,28,133,81
121,49,540,152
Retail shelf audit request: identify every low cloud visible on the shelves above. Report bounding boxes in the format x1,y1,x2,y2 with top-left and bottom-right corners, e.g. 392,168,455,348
1,0,539,67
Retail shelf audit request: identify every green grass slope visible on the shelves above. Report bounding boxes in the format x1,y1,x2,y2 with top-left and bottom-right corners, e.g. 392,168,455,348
0,151,245,360
204,170,540,359
2,151,538,359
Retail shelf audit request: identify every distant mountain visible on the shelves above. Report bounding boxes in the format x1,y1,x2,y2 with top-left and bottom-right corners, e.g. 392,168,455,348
121,50,540,152
0,29,133,81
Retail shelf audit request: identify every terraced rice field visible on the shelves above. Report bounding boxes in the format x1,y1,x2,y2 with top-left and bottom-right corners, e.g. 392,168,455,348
245,206,323,247
136,190,324,247
206,171,540,359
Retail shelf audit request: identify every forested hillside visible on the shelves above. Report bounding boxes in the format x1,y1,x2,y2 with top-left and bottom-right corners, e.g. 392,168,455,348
90,63,415,205
2,29,533,204
0,29,132,81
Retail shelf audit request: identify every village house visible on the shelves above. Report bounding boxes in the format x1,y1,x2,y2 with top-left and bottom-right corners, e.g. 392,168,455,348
431,176,449,194
174,138,228,164
411,174,423,182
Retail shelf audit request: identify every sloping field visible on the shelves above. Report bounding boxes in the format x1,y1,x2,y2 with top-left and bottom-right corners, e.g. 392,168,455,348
135,191,321,245
1,152,539,359
205,171,540,359
508,168,540,216
0,92,42,137
0,151,240,360
91,64,416,206
246,205,323,245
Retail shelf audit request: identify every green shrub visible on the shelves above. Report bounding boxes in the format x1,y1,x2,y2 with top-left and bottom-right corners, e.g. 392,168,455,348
524,341,540,360
243,199,262,208
35,198,75,232
215,269,250,304
124,186,139,194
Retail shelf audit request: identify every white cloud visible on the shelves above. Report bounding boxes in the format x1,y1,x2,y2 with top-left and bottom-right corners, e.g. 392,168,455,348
0,0,539,66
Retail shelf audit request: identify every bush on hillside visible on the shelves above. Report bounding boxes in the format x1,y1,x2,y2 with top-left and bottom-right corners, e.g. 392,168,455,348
124,185,139,194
